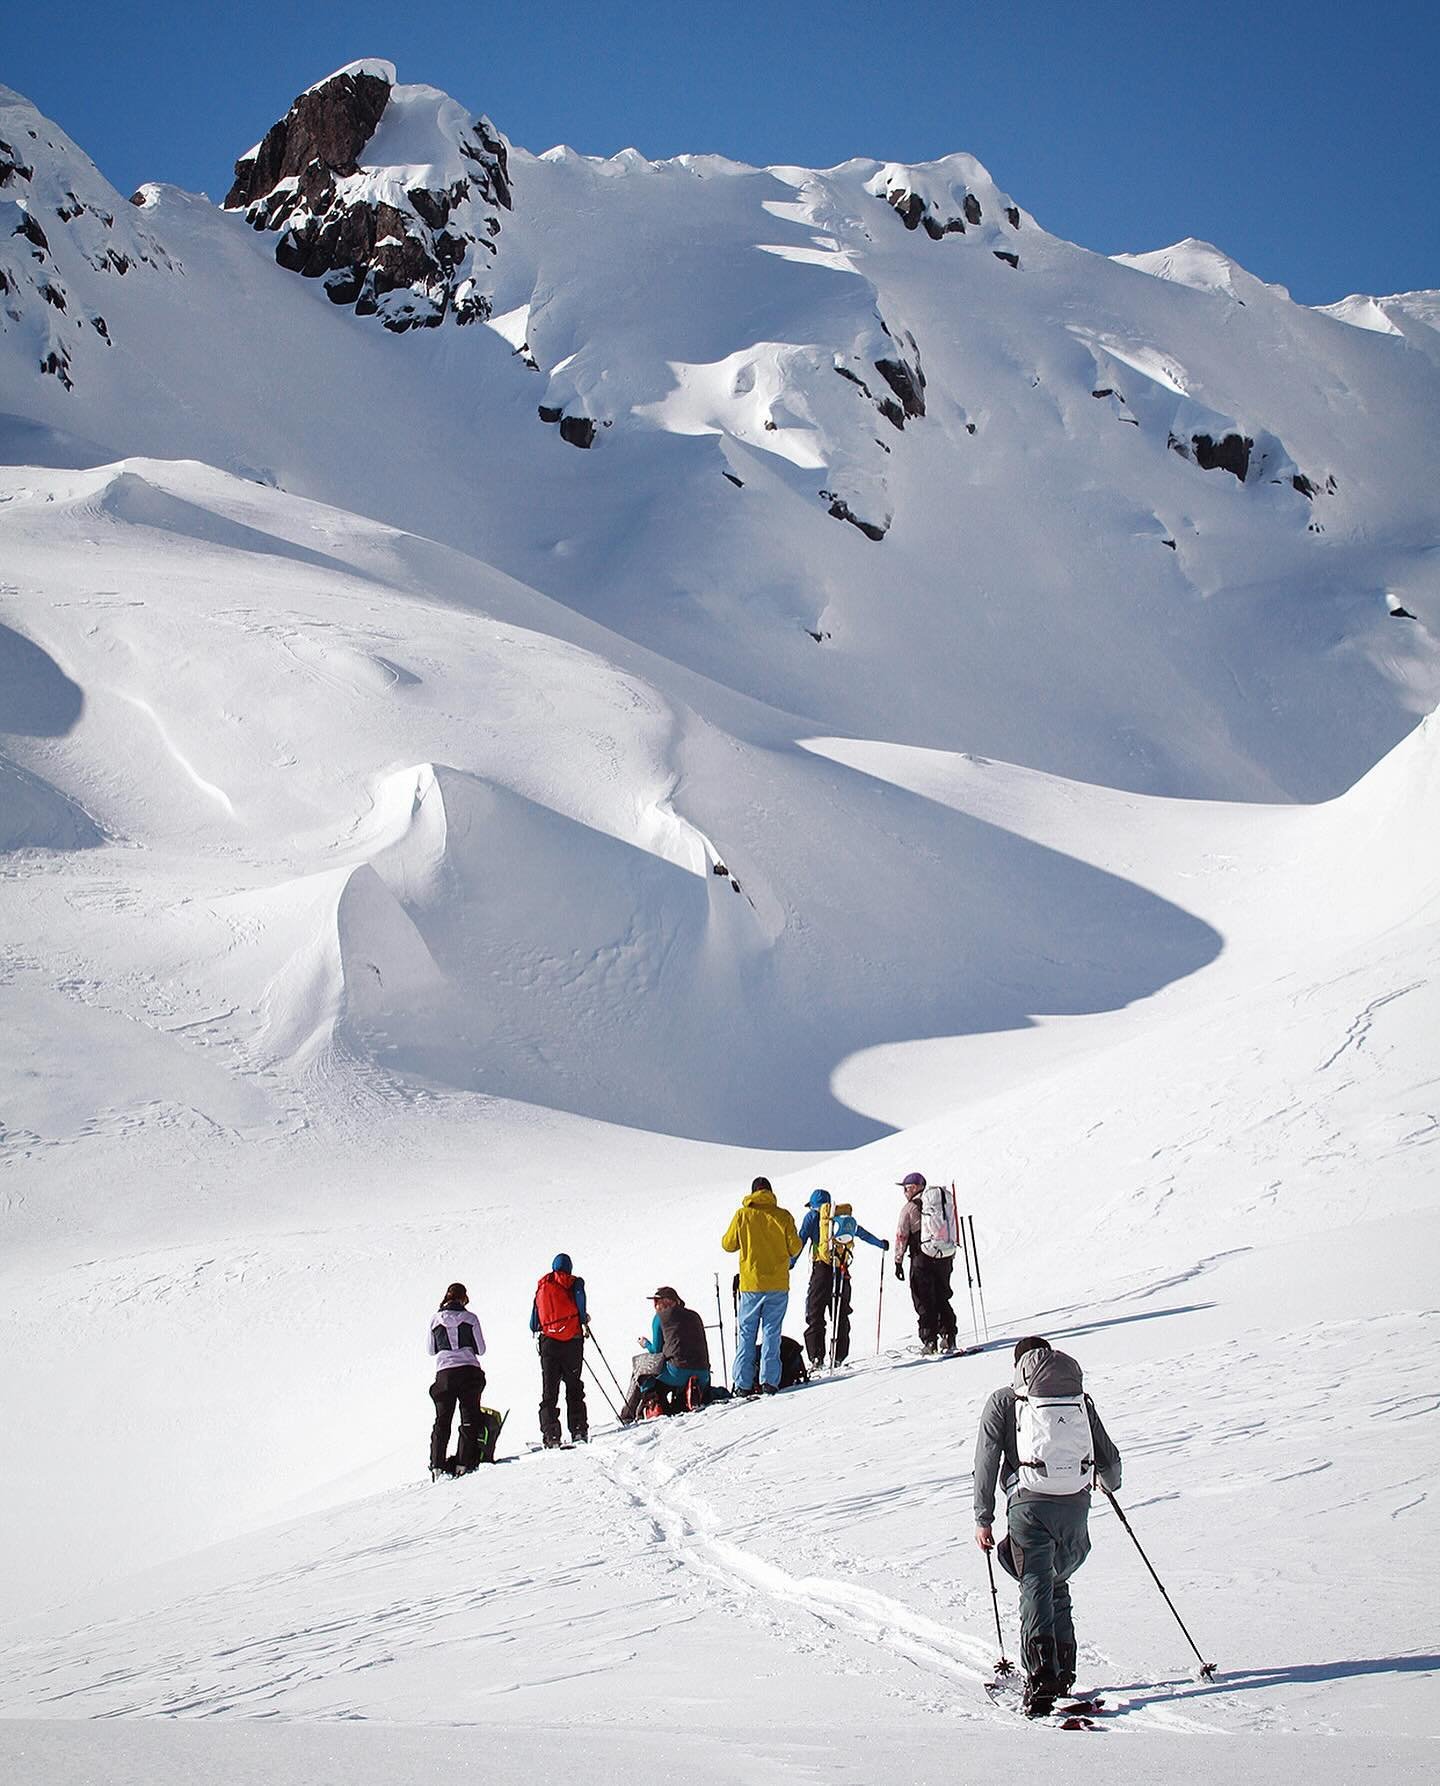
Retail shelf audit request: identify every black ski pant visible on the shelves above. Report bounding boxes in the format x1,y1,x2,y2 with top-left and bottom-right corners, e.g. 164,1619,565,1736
907,1252,957,1348
430,1364,487,1471
804,1260,853,1365
1007,1496,1089,1691
538,1334,587,1442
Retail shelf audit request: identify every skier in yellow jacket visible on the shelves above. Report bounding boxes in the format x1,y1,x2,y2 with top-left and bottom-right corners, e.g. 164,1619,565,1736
722,1176,801,1395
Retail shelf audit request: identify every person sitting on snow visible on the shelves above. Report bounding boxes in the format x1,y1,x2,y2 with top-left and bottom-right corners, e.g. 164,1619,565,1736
618,1286,712,1422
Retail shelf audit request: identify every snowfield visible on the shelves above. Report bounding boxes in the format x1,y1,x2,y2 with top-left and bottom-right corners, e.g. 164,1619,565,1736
1,63,1437,1785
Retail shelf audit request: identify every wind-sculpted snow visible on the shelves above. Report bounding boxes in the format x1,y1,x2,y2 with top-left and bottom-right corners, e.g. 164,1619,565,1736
0,460,1223,1146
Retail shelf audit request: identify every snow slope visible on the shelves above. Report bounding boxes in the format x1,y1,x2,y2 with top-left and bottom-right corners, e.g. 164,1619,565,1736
1,63,1438,1784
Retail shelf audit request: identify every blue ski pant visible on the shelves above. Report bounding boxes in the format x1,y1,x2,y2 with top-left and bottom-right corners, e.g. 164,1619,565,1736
734,1289,789,1390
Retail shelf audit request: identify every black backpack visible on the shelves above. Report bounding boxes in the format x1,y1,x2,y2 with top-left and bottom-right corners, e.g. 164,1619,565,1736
749,1333,810,1388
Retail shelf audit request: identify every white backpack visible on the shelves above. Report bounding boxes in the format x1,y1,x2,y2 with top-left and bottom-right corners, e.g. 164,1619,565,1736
1014,1350,1095,1496
919,1183,958,1259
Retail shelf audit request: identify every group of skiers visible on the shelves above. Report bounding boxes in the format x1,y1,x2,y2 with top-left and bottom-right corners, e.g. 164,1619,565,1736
427,1170,1123,1716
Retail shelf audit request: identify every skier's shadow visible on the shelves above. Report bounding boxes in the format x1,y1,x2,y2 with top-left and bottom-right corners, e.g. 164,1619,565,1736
1111,1652,1440,1706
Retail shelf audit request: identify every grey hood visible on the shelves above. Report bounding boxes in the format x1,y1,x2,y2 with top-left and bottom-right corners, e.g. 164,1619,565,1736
1014,1347,1084,1398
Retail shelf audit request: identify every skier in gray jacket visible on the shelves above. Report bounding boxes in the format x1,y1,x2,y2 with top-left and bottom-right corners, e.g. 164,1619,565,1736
973,1336,1121,1714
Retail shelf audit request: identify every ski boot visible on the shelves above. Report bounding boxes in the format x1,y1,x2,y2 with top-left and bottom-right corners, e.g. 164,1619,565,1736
1022,1636,1062,1718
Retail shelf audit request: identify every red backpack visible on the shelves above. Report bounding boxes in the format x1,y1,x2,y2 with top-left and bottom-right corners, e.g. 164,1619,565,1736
534,1273,581,1341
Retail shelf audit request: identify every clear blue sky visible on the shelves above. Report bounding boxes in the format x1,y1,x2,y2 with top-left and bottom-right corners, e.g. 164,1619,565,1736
7,0,1436,304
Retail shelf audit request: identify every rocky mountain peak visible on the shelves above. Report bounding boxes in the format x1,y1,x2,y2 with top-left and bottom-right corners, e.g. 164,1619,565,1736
224,60,511,332
1,84,173,392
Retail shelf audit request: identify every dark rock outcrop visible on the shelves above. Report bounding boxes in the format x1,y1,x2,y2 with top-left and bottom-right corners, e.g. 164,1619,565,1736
872,172,985,241
558,415,596,449
225,65,511,332
874,354,925,421
821,491,888,541
993,250,1020,269
1191,432,1251,481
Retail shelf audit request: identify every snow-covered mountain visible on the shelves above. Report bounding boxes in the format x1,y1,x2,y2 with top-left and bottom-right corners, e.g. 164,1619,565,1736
1,63,1437,1783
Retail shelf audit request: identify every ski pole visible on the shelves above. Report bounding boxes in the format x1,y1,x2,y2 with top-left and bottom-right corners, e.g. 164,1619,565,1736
957,1189,980,1345
584,1324,626,1400
713,1272,730,1389
968,1213,991,1344
581,1349,620,1421
1101,1487,1216,1678
875,1252,885,1355
984,1545,1015,1677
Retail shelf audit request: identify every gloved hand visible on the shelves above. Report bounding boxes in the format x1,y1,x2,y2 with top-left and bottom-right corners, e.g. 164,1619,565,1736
882,1239,891,1252
894,1258,904,1281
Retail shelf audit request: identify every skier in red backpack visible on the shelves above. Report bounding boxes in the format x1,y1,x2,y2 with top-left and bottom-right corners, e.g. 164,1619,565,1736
530,1253,589,1447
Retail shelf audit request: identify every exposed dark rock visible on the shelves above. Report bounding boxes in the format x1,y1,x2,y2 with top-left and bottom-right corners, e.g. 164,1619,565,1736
1092,387,1117,399
90,314,109,341
226,69,392,209
1005,205,1021,228
992,250,1020,268
712,861,729,876
14,211,49,254
41,347,73,389
1325,474,1338,494
1191,432,1251,481
538,405,563,424
821,492,887,541
558,415,596,449
1291,473,1318,499
886,189,926,230
1389,604,1417,620
874,355,925,420
0,138,35,184
1163,538,1177,550
875,178,978,239
805,628,831,642
0,268,10,295
965,421,976,435
106,249,131,274
723,471,744,487
38,281,65,310
834,364,867,389
225,66,509,330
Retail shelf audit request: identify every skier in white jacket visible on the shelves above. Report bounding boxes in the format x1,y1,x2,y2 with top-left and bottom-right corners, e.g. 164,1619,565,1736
428,1283,487,1476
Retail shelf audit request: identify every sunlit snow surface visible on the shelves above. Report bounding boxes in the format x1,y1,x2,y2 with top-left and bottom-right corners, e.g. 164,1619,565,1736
1,68,1438,1784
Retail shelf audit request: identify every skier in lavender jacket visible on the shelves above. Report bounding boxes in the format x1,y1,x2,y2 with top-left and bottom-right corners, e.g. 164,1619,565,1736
428,1283,487,1475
